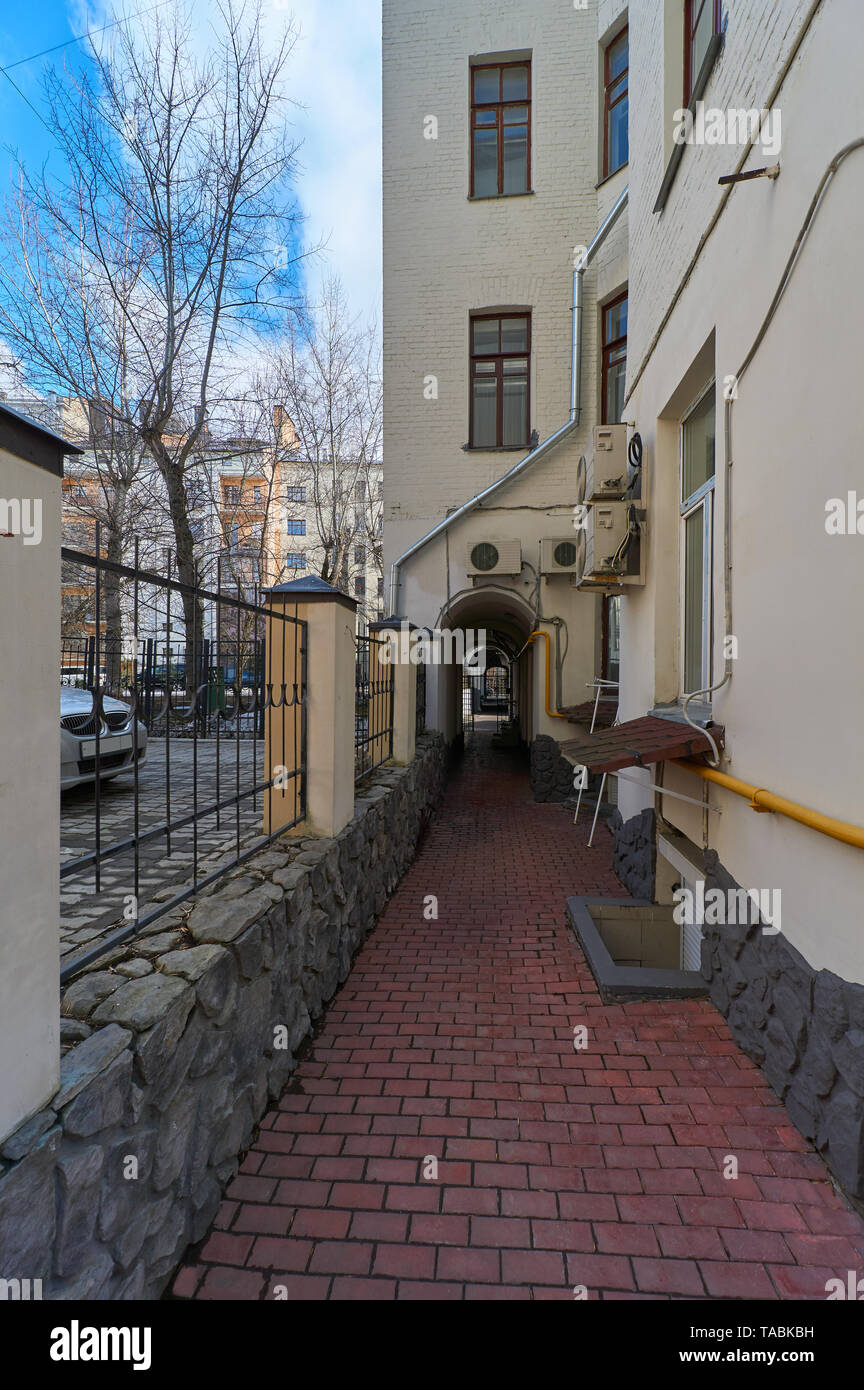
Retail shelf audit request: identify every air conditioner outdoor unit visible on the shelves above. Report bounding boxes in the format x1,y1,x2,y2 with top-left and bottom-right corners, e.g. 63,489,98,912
574,501,629,582
573,499,647,589
466,538,522,577
540,537,582,575
576,424,629,504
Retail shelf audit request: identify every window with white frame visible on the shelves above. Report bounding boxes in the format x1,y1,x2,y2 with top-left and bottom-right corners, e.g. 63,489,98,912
680,383,715,696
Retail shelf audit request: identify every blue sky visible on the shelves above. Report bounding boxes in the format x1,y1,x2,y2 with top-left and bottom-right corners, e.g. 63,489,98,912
0,0,382,323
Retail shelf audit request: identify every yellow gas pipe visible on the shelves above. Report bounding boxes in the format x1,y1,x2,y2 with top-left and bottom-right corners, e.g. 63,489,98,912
525,628,863,851
671,760,864,852
526,629,569,719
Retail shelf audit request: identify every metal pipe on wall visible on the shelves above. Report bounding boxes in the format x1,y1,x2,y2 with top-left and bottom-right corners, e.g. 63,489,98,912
388,186,629,614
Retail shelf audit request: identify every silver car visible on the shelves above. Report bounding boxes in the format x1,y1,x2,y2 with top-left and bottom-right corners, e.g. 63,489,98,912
60,686,147,791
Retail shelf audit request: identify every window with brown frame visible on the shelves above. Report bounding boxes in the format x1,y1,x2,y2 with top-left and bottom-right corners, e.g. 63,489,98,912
601,292,628,426
685,0,722,103
470,61,531,198
603,28,629,179
469,313,531,449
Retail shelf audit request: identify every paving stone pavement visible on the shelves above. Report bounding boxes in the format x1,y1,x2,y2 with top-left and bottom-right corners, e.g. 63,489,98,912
60,738,268,963
173,733,864,1301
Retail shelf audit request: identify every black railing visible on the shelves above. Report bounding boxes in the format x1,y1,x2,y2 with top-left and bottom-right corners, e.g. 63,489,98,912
416,659,427,737
354,630,394,780
59,533,307,983
61,634,266,738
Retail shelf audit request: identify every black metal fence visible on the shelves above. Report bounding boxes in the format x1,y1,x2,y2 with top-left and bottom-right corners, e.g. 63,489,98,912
59,536,307,983
354,629,394,780
416,659,427,738
61,634,266,738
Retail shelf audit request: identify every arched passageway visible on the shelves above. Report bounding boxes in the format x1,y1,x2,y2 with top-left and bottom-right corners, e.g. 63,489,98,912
434,585,536,761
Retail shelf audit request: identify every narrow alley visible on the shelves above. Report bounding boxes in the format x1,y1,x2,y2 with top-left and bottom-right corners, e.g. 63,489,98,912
174,736,864,1301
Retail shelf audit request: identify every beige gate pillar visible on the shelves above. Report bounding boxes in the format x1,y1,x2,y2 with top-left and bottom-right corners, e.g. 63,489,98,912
265,576,357,839
0,407,82,1141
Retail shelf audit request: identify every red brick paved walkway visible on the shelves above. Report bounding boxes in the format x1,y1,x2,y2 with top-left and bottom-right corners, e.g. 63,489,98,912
174,735,864,1301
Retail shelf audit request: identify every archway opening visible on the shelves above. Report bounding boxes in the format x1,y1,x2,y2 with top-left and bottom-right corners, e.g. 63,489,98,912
435,585,537,757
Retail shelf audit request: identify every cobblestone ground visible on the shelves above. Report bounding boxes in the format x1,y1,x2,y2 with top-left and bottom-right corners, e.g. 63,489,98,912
174,733,864,1301
60,738,267,964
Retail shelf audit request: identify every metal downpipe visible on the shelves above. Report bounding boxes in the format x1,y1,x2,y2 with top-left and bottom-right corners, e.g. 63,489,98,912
388,187,629,614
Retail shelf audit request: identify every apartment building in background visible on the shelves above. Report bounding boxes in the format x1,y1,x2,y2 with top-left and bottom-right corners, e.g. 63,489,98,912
383,0,630,744
0,387,385,649
383,0,864,1201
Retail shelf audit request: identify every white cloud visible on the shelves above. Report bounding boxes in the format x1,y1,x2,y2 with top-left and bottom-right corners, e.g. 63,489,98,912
272,0,381,324
68,0,382,325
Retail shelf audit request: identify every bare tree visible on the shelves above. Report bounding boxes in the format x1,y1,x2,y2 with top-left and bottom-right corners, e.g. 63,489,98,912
61,400,152,687
262,276,382,601
0,0,305,665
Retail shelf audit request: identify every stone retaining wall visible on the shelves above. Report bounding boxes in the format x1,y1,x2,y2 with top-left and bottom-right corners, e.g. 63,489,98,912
0,735,447,1299
530,734,575,803
609,807,657,899
700,850,864,1203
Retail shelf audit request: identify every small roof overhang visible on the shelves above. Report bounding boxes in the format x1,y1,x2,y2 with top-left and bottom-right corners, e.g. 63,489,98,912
0,401,84,477
559,714,724,774
559,696,619,729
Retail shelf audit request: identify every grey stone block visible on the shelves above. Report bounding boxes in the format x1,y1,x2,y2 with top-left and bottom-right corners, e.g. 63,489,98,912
156,944,226,982
98,1130,157,1241
54,1245,116,1301
60,1019,92,1046
135,930,186,958
832,1029,864,1097
195,951,239,1024
824,1084,864,1195
271,862,309,893
62,971,124,1020
1,1108,56,1162
0,1127,59,1277
234,915,274,980
815,971,849,1042
134,991,197,1088
63,1052,133,1138
152,1095,197,1192
55,1144,104,1277
213,875,260,901
91,974,194,1032
54,1024,133,1109
190,1022,232,1081
186,888,272,944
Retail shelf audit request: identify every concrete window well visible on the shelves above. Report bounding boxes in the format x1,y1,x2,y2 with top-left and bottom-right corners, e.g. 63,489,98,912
566,896,709,1002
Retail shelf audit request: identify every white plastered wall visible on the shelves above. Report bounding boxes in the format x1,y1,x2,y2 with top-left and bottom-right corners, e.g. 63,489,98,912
0,449,61,1140
619,0,864,981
